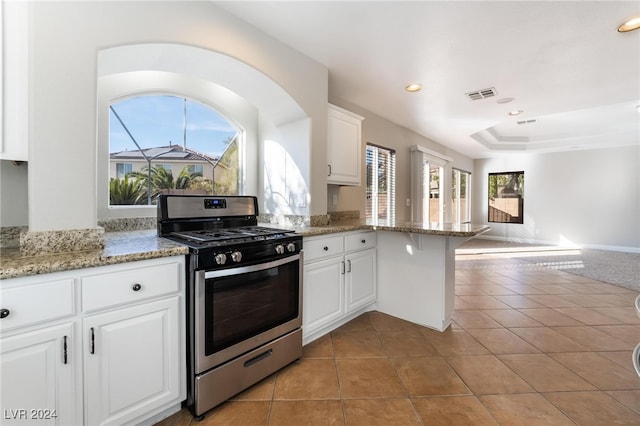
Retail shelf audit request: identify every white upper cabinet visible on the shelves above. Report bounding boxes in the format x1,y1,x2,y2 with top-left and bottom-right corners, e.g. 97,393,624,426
327,104,364,186
0,0,29,162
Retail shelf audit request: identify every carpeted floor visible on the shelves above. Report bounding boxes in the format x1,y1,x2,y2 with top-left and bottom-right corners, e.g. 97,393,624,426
457,239,640,292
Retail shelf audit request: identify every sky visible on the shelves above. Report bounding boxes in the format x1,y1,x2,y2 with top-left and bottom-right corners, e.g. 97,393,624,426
109,96,238,157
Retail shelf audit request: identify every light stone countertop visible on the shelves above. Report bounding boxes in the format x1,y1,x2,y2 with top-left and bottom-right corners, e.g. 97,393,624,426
0,230,189,280
0,221,489,280
291,219,490,238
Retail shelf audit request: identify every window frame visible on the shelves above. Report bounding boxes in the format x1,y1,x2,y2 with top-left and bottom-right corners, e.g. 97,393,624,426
96,71,257,220
451,168,472,224
488,171,525,224
115,162,133,179
365,143,396,223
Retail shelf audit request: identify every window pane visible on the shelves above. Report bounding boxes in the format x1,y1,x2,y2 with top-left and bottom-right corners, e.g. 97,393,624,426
488,171,524,223
108,95,240,205
366,144,395,222
116,163,132,179
451,169,471,224
460,172,470,223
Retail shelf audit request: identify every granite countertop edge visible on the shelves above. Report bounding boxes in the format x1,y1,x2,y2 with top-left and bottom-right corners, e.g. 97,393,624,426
1,222,489,280
1,230,189,281
293,220,490,238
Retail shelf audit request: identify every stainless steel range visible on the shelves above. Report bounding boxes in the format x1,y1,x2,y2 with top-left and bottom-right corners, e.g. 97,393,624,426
157,195,303,420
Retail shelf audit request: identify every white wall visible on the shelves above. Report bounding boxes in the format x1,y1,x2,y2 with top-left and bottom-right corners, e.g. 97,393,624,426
17,1,328,231
473,145,640,252
327,98,475,222
0,161,28,227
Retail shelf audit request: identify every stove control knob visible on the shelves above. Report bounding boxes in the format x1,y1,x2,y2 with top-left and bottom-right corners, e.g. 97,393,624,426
286,242,296,253
275,244,285,255
214,253,227,265
230,250,242,263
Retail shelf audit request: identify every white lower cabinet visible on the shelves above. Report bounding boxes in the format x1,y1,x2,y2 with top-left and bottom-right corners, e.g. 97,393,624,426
0,322,79,425
0,256,185,426
303,257,344,334
303,231,376,342
345,248,376,312
84,296,181,426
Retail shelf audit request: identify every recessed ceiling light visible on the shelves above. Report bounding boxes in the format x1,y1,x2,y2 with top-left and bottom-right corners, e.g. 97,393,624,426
497,97,515,104
508,110,523,116
405,84,422,93
618,16,640,32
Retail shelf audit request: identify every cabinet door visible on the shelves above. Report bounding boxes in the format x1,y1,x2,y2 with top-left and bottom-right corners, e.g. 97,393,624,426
345,248,377,312
327,105,363,186
303,257,345,336
83,296,181,426
0,323,79,425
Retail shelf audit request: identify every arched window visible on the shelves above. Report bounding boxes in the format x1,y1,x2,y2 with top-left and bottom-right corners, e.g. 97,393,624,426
108,95,240,205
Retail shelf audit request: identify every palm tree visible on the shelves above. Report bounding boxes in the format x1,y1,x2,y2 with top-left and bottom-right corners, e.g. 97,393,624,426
130,165,199,203
109,175,146,205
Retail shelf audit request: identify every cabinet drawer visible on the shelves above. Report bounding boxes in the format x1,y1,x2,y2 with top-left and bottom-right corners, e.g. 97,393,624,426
304,235,344,262
82,261,180,312
345,231,376,252
0,279,74,332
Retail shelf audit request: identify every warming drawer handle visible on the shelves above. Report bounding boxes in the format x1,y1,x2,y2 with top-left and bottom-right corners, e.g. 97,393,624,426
0,309,10,319
244,349,273,368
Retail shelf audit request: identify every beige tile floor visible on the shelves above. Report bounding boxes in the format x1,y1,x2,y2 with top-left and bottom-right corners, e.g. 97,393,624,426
157,252,640,425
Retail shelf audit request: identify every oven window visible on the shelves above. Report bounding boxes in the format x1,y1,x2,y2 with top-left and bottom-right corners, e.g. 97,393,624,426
204,260,299,355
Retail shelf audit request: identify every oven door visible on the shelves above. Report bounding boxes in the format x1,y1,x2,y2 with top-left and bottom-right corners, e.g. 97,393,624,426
194,253,302,374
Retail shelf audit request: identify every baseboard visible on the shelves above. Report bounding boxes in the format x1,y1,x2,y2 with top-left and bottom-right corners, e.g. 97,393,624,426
302,304,376,346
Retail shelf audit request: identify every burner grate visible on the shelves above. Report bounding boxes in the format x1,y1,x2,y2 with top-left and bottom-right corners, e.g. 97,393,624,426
170,226,291,244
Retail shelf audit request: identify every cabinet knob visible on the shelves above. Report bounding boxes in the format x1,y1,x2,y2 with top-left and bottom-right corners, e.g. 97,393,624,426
0,309,10,319
323,246,329,251
131,283,142,292
361,239,366,244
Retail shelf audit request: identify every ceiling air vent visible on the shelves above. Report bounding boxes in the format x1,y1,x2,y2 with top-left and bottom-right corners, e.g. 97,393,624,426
465,87,497,100
517,119,537,125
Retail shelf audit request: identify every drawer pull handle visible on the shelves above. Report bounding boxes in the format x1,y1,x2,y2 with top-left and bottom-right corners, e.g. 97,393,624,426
0,309,10,319
361,239,366,244
323,246,329,251
132,283,142,292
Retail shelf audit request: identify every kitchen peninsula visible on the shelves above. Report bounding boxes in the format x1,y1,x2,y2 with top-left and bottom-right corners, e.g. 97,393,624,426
296,219,490,333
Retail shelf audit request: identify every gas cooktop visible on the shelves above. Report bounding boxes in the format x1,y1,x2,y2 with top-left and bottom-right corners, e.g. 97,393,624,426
170,226,292,244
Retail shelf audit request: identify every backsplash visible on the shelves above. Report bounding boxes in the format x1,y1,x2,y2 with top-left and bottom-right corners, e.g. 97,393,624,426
259,211,359,227
328,210,360,222
98,217,157,232
0,211,361,253
0,226,28,248
20,227,105,256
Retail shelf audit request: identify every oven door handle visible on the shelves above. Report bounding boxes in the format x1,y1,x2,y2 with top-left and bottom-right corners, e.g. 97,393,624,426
203,253,301,279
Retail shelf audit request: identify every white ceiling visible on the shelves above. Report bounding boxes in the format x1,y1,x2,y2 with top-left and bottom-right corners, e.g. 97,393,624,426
214,1,640,159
